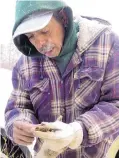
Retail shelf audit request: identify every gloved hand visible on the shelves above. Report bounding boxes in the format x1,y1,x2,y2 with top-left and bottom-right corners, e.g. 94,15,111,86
34,140,67,158
32,119,83,157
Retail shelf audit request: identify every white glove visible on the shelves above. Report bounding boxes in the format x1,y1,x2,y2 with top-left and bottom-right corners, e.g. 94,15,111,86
34,140,66,158
33,120,83,157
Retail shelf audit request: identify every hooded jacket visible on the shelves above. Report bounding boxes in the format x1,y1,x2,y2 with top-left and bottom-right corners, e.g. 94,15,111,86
5,0,119,158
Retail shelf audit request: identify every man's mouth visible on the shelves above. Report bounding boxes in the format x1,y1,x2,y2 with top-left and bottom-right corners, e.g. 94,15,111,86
44,49,53,56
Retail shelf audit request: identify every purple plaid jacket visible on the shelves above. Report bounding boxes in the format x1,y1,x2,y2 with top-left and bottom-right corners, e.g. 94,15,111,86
5,17,119,157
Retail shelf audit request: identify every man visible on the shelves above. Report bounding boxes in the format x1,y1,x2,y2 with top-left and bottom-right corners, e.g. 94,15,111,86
5,0,119,157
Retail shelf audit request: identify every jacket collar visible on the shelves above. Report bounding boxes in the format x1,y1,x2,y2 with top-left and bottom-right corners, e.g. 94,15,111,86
62,16,111,78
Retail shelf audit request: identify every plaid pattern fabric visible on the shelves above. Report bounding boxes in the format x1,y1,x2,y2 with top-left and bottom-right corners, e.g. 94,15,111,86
5,18,119,157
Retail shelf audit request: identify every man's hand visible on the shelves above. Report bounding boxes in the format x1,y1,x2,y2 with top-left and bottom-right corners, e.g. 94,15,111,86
13,121,36,146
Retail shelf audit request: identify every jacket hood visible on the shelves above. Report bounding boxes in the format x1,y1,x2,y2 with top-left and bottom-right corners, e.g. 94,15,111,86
75,15,111,55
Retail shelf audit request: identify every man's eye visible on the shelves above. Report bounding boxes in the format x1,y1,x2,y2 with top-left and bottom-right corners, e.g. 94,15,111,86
41,30,49,34
28,35,34,40
25,34,34,40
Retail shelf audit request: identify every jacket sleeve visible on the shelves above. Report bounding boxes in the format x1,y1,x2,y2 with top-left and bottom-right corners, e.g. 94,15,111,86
5,63,38,141
78,33,119,147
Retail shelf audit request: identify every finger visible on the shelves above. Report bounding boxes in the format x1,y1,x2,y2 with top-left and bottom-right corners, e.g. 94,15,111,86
14,121,36,135
14,130,34,144
13,127,34,143
17,134,34,143
14,125,34,137
14,137,33,146
14,121,33,130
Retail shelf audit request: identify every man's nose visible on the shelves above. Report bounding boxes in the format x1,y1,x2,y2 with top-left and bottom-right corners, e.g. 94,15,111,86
34,36,47,50
35,39,46,50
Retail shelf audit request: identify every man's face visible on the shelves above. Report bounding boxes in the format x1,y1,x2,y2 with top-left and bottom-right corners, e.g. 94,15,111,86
25,17,65,58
